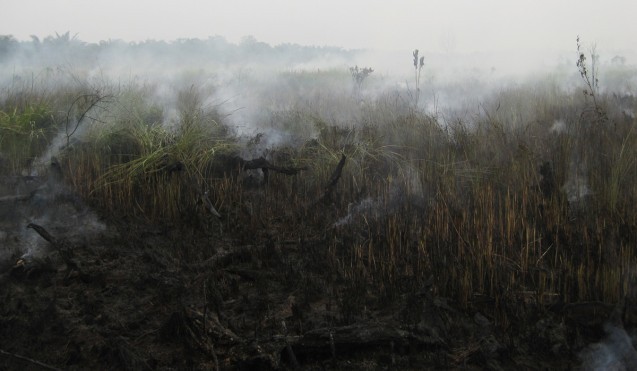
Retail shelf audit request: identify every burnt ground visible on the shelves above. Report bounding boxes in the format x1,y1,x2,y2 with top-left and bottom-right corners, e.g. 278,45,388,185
0,175,636,370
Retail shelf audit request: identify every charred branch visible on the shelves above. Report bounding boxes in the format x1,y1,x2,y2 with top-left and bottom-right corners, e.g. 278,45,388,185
26,223,58,245
237,156,308,184
324,154,346,196
199,190,222,218
25,223,79,273
309,154,347,207
0,194,30,203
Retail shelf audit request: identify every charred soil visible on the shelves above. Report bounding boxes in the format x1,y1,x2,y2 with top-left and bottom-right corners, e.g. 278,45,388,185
0,168,635,370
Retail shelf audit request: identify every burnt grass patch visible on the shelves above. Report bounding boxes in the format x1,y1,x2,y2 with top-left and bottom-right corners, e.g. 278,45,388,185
0,148,635,369
1,44,637,368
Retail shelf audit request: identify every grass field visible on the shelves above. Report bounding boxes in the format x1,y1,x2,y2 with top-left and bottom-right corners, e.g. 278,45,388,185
1,40,636,333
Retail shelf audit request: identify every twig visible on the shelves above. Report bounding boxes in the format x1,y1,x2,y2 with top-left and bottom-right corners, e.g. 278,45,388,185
200,191,222,218
282,321,301,370
132,329,159,344
0,348,63,371
65,93,113,147
329,327,337,368
211,344,220,371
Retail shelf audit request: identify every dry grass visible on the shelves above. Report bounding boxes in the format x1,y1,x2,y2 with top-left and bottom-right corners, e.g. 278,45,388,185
2,61,636,326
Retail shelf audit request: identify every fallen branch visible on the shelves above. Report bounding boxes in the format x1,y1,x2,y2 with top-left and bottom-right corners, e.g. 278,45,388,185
0,194,31,203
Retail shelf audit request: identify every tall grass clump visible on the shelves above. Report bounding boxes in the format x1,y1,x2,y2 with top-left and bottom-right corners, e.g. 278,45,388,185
62,82,237,224
218,52,637,327
310,46,637,326
0,102,55,174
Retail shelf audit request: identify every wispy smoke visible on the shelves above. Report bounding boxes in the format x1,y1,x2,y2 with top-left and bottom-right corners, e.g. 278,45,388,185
0,163,106,265
334,197,380,228
579,324,637,370
562,162,592,204
334,165,426,228
550,119,567,134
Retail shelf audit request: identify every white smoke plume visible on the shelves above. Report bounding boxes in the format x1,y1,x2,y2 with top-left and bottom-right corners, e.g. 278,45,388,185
579,324,637,370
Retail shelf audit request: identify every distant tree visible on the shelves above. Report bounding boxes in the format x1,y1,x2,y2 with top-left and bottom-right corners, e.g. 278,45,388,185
349,65,373,98
439,30,456,55
611,55,626,65
240,35,272,56
0,35,18,60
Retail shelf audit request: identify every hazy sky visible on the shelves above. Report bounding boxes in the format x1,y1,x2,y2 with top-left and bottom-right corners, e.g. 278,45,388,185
2,0,636,55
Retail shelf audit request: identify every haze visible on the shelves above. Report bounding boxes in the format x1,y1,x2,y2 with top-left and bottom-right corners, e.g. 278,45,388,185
2,0,636,56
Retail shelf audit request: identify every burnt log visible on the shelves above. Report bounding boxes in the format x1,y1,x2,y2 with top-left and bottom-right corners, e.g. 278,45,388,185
283,322,445,366
27,223,58,245
239,156,307,175
237,156,307,185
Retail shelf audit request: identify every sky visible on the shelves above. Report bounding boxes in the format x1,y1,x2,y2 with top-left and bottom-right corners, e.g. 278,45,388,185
2,0,636,56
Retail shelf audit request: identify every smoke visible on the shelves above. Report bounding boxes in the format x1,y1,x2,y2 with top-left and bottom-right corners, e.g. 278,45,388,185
562,170,592,204
0,162,106,267
1,33,637,259
334,197,380,228
334,164,426,228
550,119,567,134
3,34,634,153
579,324,637,370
